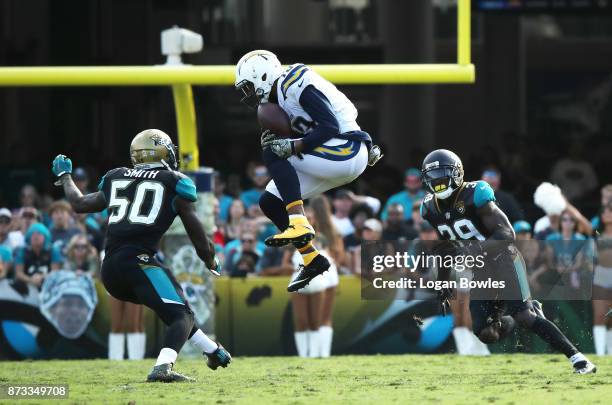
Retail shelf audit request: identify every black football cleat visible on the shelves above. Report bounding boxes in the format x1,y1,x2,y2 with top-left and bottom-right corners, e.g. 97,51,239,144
146,363,194,382
287,254,330,292
573,360,597,374
206,345,232,370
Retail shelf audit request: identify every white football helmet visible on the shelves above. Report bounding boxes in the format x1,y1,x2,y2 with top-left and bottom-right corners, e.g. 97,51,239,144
235,50,284,109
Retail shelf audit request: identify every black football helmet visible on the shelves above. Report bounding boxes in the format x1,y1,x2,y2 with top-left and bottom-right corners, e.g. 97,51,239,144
421,149,464,200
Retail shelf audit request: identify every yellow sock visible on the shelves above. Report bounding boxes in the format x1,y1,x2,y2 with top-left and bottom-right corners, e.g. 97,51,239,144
298,242,319,266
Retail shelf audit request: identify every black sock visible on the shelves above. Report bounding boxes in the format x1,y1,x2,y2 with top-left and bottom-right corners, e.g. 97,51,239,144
163,313,195,354
259,191,289,231
530,317,578,358
262,148,301,204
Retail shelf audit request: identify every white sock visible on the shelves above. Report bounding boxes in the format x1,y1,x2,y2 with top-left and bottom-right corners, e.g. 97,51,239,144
319,326,333,358
108,333,125,360
294,331,308,357
606,329,612,355
569,352,587,365
127,333,146,360
155,347,178,366
593,325,606,355
452,327,472,355
307,329,321,358
189,329,218,354
139,333,147,358
469,331,491,356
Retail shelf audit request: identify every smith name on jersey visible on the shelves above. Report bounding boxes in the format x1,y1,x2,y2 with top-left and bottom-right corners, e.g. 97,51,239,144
421,180,496,241
97,167,197,254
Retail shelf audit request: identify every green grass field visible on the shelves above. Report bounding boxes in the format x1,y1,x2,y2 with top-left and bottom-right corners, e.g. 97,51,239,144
1,355,610,404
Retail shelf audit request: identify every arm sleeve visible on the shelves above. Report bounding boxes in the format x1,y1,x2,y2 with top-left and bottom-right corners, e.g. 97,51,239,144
298,85,340,153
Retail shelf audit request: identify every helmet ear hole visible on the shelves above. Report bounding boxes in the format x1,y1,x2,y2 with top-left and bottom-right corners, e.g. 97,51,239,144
262,73,267,81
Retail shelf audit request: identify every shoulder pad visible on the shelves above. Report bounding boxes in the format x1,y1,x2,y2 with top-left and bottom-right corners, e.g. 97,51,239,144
471,180,496,208
280,64,310,100
174,172,197,202
97,167,127,191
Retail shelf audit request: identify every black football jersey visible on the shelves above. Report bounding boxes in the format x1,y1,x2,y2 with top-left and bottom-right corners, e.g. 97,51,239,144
97,167,197,254
420,181,496,241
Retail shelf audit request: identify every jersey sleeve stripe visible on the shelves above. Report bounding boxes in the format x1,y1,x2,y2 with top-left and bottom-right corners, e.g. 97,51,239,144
281,64,308,98
175,177,197,202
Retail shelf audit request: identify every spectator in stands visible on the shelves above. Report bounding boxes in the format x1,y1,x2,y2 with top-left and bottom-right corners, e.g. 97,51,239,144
592,201,612,355
49,200,82,254
223,199,247,242
225,231,260,277
18,206,39,235
481,167,524,224
514,221,551,295
14,223,62,289
0,207,24,253
535,201,592,240
343,203,374,251
19,184,40,209
332,189,356,237
550,142,598,203
75,213,104,252
349,218,382,274
213,172,234,223
545,209,590,291
591,184,612,234
240,164,269,209
64,234,99,276
72,167,90,193
382,203,418,241
332,189,380,238
223,220,265,271
381,168,425,221
310,196,344,357
258,245,295,276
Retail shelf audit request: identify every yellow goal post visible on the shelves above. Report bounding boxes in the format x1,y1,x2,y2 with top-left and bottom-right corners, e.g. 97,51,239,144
0,0,473,170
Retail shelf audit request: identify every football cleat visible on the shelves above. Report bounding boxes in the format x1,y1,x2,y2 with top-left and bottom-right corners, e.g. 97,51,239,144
146,363,194,383
265,217,315,247
287,254,330,292
573,360,597,374
532,300,546,319
206,345,232,370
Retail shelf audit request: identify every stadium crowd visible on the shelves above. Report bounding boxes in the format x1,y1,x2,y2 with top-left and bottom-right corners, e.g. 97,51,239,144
0,156,611,358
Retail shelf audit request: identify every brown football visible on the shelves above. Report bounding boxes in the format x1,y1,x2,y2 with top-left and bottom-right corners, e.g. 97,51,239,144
257,103,292,138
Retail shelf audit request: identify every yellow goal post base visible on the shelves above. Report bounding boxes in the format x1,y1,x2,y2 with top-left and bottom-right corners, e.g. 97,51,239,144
0,0,473,170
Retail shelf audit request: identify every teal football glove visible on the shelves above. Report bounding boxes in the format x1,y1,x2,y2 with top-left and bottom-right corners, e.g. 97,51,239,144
52,154,72,178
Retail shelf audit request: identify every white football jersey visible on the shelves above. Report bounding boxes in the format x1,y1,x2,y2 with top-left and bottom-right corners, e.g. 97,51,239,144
276,64,360,136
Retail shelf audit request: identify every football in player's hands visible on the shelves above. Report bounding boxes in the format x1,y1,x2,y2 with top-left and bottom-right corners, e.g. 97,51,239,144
257,103,292,138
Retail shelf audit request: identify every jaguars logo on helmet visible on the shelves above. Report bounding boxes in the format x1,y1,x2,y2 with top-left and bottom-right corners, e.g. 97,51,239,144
130,129,179,171
421,149,464,200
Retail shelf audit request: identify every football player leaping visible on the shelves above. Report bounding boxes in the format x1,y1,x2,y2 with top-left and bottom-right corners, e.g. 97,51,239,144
420,149,596,374
235,50,382,292
52,129,231,382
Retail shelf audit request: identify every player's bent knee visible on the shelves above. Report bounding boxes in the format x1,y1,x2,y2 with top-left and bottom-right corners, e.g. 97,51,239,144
478,326,500,344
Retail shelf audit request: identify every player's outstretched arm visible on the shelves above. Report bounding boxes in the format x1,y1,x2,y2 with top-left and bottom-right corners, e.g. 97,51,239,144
174,197,218,271
478,202,515,241
51,155,107,213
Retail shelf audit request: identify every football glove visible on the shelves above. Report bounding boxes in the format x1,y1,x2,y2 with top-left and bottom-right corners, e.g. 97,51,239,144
52,154,72,178
367,144,384,166
261,130,295,159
